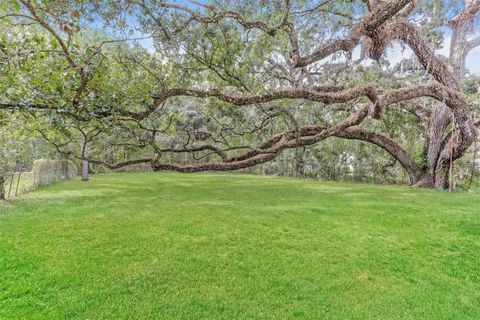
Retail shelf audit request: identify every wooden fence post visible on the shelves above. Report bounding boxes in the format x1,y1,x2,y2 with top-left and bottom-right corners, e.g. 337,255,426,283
15,172,21,197
8,175,14,198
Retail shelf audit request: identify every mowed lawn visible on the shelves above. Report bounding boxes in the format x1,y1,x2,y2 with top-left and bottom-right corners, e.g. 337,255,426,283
1,173,479,319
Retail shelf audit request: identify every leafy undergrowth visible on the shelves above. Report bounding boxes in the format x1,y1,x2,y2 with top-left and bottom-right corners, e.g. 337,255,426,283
1,173,479,319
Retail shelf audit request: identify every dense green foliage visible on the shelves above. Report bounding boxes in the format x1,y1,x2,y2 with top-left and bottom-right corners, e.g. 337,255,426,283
0,113,55,178
1,0,479,187
1,173,479,319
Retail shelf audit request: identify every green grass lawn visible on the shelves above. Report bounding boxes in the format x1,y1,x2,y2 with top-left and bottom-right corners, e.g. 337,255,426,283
1,173,479,319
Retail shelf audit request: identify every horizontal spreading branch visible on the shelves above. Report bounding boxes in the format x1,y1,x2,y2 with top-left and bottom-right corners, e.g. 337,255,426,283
156,0,290,35
148,82,468,119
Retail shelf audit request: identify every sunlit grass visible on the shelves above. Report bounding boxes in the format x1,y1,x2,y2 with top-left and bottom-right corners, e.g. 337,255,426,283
1,172,479,319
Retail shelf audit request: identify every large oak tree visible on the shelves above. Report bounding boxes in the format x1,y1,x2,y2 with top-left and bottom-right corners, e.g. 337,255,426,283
2,0,479,189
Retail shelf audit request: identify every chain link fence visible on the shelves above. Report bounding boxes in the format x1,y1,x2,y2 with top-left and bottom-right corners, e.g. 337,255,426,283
3,159,78,199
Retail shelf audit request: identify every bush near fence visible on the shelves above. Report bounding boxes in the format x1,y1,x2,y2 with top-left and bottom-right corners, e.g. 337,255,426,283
4,159,78,199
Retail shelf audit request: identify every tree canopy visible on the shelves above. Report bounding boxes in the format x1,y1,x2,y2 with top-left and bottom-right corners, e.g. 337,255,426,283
1,0,480,189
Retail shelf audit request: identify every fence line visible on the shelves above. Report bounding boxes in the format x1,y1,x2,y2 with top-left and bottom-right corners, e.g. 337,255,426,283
3,160,78,199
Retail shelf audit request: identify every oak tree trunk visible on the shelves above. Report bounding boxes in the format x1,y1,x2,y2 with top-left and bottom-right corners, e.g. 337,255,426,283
410,1,480,190
82,145,90,182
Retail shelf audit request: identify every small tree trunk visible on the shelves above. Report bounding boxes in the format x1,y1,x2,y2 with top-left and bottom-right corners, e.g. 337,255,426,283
82,144,90,182
0,176,5,200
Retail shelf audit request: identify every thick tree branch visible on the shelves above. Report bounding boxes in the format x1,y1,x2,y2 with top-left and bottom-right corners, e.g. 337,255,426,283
334,127,424,184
